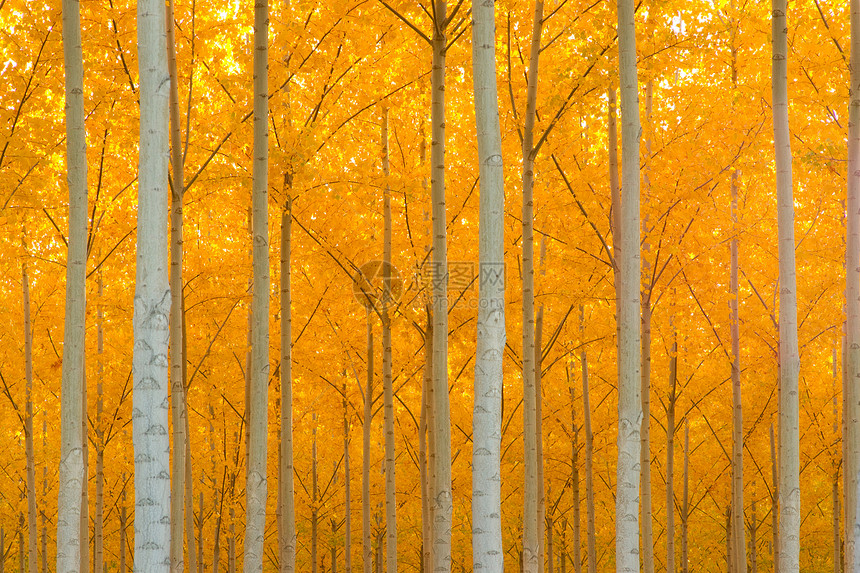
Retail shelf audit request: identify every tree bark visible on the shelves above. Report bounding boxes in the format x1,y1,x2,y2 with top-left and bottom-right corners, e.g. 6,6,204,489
666,328,677,573
682,420,689,573
58,0,87,568
617,0,643,571
22,251,37,573
166,0,189,567
134,0,172,568
381,107,397,573
772,3,800,571
731,167,747,573
244,0,270,568
312,416,319,573
363,309,374,573
280,194,296,573
471,1,506,569
570,381,581,573
847,2,860,573
95,270,105,573
581,323,596,573
430,3,452,572
344,382,352,573
521,4,544,573
770,423,779,573
835,345,843,573
422,311,435,573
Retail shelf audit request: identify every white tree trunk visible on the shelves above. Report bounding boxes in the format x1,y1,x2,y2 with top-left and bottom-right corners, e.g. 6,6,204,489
430,3,452,572
771,423,779,573
617,0,642,571
847,2,860,573
666,329,677,573
582,332,596,573
730,168,747,573
772,3,800,572
134,0,171,568
381,107,397,573
681,421,689,573
23,254,37,573
471,3,506,569
363,310,374,573
280,196,296,573
95,270,105,573
521,4,544,572
57,0,87,570
244,0,270,568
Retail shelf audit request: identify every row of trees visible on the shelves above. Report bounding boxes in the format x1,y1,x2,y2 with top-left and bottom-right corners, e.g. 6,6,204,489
0,0,858,571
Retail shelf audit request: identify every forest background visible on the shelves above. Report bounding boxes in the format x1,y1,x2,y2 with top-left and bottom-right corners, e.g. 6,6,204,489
0,0,852,572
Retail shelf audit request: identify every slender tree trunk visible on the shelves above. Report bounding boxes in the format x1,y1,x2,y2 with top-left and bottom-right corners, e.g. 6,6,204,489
835,345,843,573
617,0,642,570
120,476,127,573
363,309,374,573
280,193,296,573
770,423,779,573
682,420,689,573
581,325,596,573
430,3,452,572
731,166,747,573
640,79,654,573
847,2,860,573
134,0,171,568
19,516,24,573
312,417,319,573
1,527,4,573
166,0,187,568
197,492,204,573
547,514,554,573
521,4,544,573
344,382,352,573
95,270,105,573
41,418,46,573
422,312,435,573
666,329,677,573
536,250,546,573
772,3,800,571
22,254,37,573
570,382,581,573
244,0,270,568
228,508,236,573
608,88,620,276
751,482,758,573
381,107,397,573
58,0,87,568
471,0,506,568
727,506,733,572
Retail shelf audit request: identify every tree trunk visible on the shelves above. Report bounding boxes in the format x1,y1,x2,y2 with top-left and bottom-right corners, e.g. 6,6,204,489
58,0,87,568
95,270,105,573
422,311,435,573
430,3,452,572
731,166,747,573
772,3,800,571
22,253,37,573
244,0,270,568
682,421,689,573
640,79,654,573
581,321,596,573
835,345,843,573
727,506,733,572
751,482,758,573
228,508,236,573
666,329,677,573
521,5,544,573
166,0,188,568
134,0,171,569
570,382,581,573
120,476,127,573
363,309,374,573
312,417,319,573
847,2,860,573
381,107,397,573
617,0,642,571
770,423,779,573
280,194,296,573
344,382,352,573
547,514,554,573
471,0,506,568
